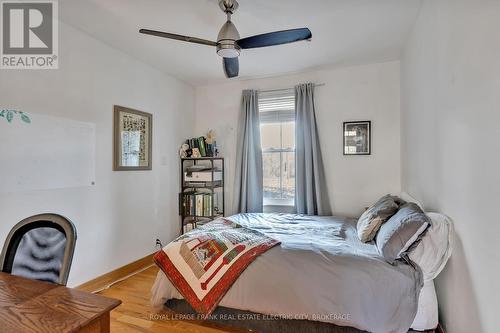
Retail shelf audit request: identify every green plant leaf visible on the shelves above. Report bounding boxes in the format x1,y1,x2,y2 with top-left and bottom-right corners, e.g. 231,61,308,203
20,113,31,123
6,111,13,123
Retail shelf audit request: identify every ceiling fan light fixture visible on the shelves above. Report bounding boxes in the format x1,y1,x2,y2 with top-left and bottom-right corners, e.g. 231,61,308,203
217,41,240,58
216,19,241,58
139,0,311,79
217,48,240,58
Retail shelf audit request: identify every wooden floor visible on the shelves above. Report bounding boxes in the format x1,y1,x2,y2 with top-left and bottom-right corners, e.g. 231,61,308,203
97,266,241,333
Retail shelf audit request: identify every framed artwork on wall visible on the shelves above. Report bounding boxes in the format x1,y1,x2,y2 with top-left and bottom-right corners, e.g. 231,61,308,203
113,105,152,170
343,121,371,155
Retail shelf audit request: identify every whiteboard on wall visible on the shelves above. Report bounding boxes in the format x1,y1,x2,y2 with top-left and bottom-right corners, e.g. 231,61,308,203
0,112,96,193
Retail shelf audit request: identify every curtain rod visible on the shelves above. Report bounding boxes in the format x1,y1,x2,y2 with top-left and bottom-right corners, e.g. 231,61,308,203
257,83,325,94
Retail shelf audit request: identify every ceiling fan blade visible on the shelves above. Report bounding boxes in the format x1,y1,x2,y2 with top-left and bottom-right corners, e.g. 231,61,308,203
139,29,218,47
223,57,239,78
237,28,312,49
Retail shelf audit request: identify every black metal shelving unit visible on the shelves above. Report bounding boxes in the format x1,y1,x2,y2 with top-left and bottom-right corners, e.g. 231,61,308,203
179,157,224,235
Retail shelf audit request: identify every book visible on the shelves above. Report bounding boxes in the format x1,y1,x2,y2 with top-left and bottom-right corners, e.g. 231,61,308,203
183,195,188,216
181,195,187,216
202,194,207,216
198,137,206,157
180,193,185,216
206,143,214,157
196,194,204,216
213,193,219,214
190,195,195,216
204,194,212,216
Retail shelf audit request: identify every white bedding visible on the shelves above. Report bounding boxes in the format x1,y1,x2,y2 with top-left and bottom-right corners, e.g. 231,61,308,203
152,268,437,331
413,280,438,331
152,213,427,332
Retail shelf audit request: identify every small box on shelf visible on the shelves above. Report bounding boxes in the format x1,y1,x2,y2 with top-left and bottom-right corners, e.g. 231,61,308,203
184,170,223,182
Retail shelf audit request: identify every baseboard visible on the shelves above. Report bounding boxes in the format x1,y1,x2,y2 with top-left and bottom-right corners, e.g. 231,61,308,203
77,252,156,293
436,323,446,333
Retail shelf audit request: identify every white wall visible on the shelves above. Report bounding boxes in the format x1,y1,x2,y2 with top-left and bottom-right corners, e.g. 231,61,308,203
0,22,194,286
195,61,401,217
401,1,500,332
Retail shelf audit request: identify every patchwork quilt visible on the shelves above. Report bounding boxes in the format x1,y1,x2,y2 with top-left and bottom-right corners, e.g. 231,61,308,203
154,218,280,314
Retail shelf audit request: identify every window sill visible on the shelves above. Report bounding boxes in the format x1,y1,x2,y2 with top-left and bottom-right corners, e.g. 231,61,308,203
263,198,295,214
263,198,294,207
264,205,296,214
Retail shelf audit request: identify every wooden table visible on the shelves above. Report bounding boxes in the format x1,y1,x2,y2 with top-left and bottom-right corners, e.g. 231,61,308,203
0,272,121,333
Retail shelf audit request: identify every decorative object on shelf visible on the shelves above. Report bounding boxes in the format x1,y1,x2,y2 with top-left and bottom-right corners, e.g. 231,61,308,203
206,129,216,157
179,157,225,235
179,143,191,158
113,105,152,170
206,129,216,142
191,148,201,158
0,109,31,124
343,121,371,155
181,132,220,159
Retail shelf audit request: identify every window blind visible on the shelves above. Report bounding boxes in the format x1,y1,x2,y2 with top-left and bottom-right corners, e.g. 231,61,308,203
258,90,295,123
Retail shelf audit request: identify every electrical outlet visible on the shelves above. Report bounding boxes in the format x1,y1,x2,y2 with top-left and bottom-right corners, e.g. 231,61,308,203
155,238,163,249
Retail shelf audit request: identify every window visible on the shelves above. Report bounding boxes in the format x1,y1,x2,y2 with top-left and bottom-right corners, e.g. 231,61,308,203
259,90,295,206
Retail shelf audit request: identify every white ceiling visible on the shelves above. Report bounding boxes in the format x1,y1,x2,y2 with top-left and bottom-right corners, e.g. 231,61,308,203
59,0,422,86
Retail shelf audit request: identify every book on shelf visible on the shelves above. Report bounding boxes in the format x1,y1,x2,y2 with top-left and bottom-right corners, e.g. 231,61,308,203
198,137,207,157
181,193,216,217
195,194,203,216
184,136,216,157
204,194,212,216
190,195,195,216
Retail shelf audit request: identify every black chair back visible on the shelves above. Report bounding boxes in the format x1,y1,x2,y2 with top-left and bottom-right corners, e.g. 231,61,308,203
0,214,77,285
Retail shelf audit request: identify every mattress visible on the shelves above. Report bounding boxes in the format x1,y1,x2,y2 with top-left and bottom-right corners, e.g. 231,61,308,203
412,280,438,331
151,213,426,333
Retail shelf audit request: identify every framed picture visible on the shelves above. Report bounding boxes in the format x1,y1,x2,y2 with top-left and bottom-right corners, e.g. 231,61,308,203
113,105,152,170
343,121,371,155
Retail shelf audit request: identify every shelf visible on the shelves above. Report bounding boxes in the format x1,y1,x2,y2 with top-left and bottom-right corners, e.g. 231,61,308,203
181,157,224,160
182,182,223,189
180,157,225,235
183,214,223,220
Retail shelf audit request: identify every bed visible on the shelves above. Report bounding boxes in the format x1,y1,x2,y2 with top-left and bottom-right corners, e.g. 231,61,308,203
151,196,452,333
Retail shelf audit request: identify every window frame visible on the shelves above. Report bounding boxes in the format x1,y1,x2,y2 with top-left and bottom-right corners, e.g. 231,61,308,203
258,90,296,208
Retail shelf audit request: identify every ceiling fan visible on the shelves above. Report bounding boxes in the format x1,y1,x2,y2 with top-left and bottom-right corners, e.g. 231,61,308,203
139,0,312,78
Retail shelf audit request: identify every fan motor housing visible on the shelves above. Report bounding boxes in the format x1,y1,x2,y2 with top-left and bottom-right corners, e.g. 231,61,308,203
217,21,241,58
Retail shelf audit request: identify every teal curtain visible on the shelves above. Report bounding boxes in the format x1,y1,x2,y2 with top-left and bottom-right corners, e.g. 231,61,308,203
233,90,263,213
295,83,332,215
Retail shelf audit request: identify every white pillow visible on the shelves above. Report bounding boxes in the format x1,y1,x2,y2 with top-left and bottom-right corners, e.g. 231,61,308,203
408,212,454,281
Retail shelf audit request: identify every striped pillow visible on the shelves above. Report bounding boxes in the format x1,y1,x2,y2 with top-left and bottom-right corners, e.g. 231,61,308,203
376,203,431,263
357,195,399,242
